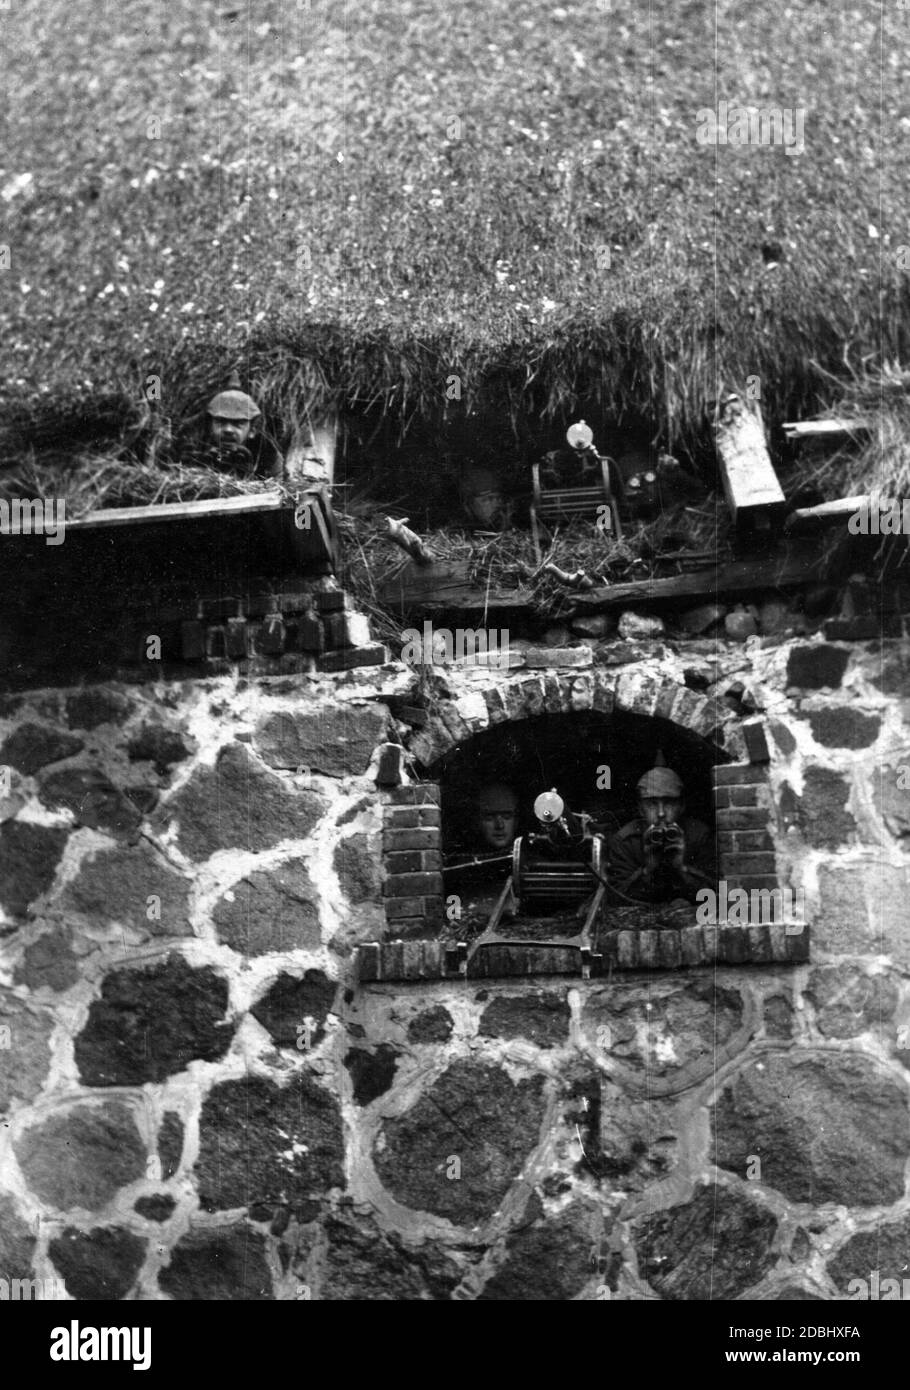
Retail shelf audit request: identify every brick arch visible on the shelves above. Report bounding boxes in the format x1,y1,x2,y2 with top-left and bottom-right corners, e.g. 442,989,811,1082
381,668,783,944
404,667,746,769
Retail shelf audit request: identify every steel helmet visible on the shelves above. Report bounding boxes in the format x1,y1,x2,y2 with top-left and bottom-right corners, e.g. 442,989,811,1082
636,750,684,798
206,371,261,421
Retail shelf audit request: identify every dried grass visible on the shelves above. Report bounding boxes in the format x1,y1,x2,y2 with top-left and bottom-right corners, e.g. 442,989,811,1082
338,501,732,629
0,453,285,520
3,1,910,478
800,361,910,500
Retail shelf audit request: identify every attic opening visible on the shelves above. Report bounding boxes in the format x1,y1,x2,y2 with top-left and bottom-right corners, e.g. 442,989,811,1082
338,401,710,534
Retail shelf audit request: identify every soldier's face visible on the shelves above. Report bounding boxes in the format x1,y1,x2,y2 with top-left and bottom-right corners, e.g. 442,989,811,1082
478,795,517,849
210,416,253,447
639,796,682,827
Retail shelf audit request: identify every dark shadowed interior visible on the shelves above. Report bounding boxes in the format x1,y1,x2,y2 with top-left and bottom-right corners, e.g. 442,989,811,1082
425,710,720,858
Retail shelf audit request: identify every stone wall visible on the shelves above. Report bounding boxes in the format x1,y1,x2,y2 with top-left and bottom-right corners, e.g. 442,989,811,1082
0,632,908,1300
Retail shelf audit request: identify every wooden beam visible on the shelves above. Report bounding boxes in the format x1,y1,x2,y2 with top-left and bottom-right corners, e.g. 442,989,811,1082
69,491,286,529
784,496,869,532
285,412,337,488
65,487,339,572
570,537,831,609
379,535,835,613
782,418,872,441
714,394,786,526
379,558,533,611
289,489,340,571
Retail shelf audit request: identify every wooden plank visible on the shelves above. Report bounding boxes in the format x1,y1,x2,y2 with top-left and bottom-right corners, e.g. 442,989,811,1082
402,586,532,610
571,538,830,609
285,412,337,489
69,490,286,529
714,394,786,525
63,487,339,574
381,535,833,613
387,585,532,611
782,418,872,440
379,558,533,611
785,496,869,531
381,559,470,596
296,489,341,572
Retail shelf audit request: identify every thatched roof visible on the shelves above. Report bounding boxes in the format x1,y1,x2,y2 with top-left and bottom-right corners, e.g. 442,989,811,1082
2,0,909,467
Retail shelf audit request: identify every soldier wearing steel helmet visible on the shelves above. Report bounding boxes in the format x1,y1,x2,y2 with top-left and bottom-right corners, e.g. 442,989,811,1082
608,755,717,903
195,373,283,479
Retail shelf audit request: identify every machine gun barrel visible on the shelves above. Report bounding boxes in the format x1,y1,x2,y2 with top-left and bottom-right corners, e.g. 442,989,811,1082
443,852,513,874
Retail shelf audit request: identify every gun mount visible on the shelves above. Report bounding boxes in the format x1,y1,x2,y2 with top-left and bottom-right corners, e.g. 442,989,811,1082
459,787,608,978
512,789,606,907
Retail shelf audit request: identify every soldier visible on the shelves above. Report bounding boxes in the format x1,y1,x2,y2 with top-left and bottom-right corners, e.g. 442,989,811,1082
458,465,515,531
476,782,519,852
442,782,519,893
608,758,717,904
199,374,283,479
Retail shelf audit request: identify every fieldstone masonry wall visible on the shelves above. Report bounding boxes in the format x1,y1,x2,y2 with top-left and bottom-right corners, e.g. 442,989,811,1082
0,632,907,1299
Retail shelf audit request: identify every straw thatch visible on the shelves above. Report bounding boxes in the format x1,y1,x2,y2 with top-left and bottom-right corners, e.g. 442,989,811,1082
800,362,910,501
0,455,282,518
3,0,910,473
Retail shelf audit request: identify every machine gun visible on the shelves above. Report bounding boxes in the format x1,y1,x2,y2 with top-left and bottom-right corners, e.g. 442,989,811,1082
529,421,624,560
511,789,606,908
460,788,608,978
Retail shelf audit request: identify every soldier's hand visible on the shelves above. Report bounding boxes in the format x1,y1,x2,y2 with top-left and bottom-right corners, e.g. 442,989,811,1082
663,823,686,870
642,825,663,873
